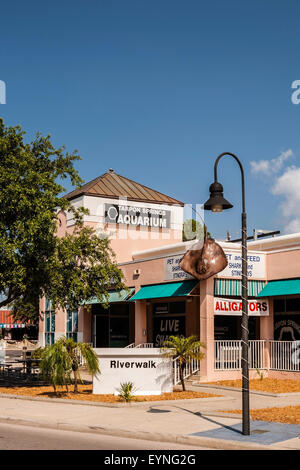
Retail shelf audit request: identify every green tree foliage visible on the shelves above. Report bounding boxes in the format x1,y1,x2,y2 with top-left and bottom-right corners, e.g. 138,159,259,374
161,335,205,391
0,119,125,322
40,337,100,393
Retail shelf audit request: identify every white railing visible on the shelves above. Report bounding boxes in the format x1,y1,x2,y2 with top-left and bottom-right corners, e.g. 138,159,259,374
172,348,201,385
77,343,93,366
135,343,154,348
214,340,266,370
270,341,300,372
124,343,136,348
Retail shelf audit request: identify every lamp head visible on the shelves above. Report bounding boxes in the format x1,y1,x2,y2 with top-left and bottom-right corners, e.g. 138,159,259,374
203,181,233,212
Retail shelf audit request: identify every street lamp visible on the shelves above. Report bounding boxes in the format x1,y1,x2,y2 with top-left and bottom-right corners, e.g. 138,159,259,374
203,152,250,436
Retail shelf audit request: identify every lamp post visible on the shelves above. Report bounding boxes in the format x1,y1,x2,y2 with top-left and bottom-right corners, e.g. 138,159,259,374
203,152,250,436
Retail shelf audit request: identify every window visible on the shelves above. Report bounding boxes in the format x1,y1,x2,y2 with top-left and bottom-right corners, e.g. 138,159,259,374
45,299,55,345
66,309,78,342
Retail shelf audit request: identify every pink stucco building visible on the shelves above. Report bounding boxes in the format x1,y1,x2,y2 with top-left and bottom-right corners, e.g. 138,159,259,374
39,169,300,381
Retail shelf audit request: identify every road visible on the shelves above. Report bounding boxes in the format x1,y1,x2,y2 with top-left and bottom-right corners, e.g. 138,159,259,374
0,422,212,450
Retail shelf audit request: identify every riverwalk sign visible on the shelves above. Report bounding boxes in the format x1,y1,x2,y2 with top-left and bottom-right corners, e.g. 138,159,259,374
93,348,173,395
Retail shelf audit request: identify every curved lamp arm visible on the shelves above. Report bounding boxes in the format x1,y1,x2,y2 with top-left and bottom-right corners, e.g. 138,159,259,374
214,152,246,213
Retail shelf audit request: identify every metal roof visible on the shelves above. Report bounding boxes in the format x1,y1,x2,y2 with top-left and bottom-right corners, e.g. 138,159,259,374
65,169,184,206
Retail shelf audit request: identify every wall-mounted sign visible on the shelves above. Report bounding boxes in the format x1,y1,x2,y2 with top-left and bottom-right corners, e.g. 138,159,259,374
105,204,171,228
165,250,266,281
164,256,193,281
218,251,266,279
214,297,269,316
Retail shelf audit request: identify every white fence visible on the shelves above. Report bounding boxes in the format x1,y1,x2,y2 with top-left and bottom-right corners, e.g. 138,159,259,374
214,340,266,370
77,343,93,366
214,340,300,372
270,341,300,372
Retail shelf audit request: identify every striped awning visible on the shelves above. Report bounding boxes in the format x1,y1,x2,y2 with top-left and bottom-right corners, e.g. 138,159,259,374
214,279,266,297
0,310,27,328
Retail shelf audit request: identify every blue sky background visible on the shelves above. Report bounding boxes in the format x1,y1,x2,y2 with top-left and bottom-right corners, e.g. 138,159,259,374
1,0,300,240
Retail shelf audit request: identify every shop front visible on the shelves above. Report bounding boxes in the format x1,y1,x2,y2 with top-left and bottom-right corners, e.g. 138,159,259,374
87,289,135,348
129,279,199,346
257,279,300,341
212,279,267,341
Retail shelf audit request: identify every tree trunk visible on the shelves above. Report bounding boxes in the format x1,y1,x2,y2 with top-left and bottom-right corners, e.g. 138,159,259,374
179,364,186,391
73,369,78,394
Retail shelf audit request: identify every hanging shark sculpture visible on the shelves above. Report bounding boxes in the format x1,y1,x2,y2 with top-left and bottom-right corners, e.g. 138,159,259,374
180,225,228,280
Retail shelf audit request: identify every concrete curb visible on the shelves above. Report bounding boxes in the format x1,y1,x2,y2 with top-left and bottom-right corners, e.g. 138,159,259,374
0,392,232,409
0,415,276,451
191,383,300,398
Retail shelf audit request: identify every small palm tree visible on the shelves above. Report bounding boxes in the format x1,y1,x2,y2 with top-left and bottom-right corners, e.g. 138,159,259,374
40,337,100,393
161,335,205,391
117,381,137,403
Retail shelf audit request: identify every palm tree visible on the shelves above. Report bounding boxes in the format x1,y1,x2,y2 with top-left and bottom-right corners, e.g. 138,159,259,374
161,335,205,391
40,337,100,393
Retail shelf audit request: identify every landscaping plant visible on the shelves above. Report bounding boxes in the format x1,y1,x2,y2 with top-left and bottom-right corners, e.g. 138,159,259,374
256,368,265,381
31,347,45,359
161,335,205,391
39,337,100,393
117,381,137,402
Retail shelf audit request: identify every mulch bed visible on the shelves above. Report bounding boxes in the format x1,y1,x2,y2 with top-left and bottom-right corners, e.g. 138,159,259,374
0,384,220,402
207,378,300,394
224,406,300,425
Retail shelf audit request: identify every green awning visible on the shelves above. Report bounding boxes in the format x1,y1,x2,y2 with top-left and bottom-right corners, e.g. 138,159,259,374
257,279,300,298
214,279,266,297
83,288,135,305
130,280,198,301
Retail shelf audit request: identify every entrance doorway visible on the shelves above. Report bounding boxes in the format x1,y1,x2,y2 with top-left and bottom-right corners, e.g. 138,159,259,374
92,303,130,348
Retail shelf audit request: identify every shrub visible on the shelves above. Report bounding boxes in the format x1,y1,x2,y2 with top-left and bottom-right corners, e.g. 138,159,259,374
117,381,137,403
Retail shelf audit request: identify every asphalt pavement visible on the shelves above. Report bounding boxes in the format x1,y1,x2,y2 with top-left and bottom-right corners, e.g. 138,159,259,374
0,422,211,450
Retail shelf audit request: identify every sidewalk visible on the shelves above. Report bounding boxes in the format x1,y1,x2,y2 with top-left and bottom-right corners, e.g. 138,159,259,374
0,385,299,450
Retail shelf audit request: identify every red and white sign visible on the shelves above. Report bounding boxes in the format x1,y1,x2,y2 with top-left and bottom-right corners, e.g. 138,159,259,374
214,297,269,316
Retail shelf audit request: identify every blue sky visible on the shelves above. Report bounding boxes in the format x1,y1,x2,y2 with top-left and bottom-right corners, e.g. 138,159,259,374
1,0,300,239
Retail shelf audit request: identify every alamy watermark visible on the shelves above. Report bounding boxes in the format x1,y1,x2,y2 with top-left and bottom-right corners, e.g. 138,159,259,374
291,80,300,104
0,80,6,104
